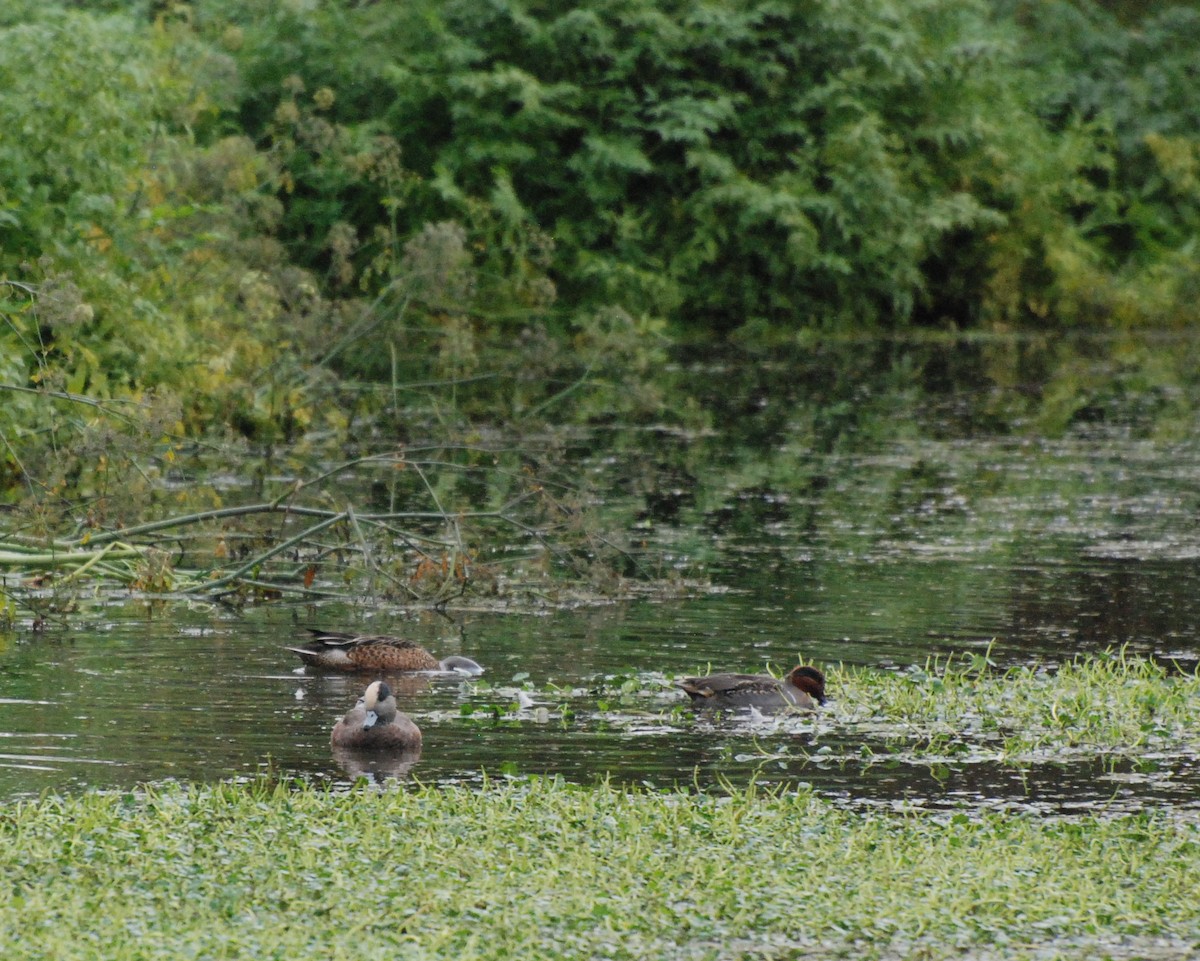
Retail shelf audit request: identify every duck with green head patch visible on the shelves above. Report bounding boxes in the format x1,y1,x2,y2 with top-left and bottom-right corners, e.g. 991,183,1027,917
678,665,827,712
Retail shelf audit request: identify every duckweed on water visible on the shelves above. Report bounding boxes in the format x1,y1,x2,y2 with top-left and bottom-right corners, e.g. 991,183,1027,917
3,778,1200,960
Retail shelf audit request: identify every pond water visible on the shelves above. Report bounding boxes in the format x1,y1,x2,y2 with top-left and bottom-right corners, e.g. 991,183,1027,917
3,337,1200,812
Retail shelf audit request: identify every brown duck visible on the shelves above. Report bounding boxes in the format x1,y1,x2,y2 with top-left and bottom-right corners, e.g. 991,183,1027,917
678,665,827,711
330,680,423,751
286,629,484,675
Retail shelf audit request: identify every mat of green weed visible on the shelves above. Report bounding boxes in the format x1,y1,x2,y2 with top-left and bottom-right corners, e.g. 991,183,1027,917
3,777,1198,960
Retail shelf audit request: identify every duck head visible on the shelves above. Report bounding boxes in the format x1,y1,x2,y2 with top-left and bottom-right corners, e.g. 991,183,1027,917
438,655,484,676
787,666,828,705
361,680,395,729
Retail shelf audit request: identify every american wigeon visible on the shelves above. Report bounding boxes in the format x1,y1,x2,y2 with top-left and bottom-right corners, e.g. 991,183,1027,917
330,680,423,750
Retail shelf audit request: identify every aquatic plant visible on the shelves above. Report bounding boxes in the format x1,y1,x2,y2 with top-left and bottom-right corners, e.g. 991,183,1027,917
2,777,1198,960
830,649,1200,757
552,651,1200,786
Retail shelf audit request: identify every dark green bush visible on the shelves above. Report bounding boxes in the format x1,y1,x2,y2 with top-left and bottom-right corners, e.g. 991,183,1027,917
1011,1,1200,325
4,0,1200,505
203,0,1061,332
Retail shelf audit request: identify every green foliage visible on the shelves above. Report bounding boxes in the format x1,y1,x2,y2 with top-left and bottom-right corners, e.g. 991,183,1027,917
0,8,376,508
834,649,1200,756
204,0,1033,329
1007,1,1200,328
197,0,1200,341
3,779,1200,959
0,15,161,258
4,0,1200,534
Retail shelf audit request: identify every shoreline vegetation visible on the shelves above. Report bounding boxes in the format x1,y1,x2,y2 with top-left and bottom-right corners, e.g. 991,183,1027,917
3,776,1198,960
804,650,1200,759
3,1,1200,617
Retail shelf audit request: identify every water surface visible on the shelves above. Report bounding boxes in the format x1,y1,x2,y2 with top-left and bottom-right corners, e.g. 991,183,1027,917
3,339,1200,812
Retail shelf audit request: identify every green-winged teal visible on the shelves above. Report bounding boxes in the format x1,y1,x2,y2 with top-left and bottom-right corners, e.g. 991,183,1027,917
286,629,484,675
330,680,423,751
678,665,827,711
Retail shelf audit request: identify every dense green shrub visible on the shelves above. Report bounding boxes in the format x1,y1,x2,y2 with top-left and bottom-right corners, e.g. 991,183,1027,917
206,0,1034,330
1011,1,1200,327
0,8,335,508
206,0,1200,338
3,0,1200,512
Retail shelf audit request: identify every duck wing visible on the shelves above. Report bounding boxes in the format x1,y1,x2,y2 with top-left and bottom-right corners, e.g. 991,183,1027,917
304,630,423,651
291,631,440,671
304,628,364,647
678,672,779,699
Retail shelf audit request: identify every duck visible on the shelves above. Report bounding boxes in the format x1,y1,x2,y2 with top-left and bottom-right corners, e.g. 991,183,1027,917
286,629,484,675
677,665,827,712
330,680,423,751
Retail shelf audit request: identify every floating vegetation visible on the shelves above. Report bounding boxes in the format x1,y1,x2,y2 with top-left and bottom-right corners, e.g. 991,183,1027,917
460,651,1200,790
0,442,693,623
3,778,1199,960
830,649,1200,760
